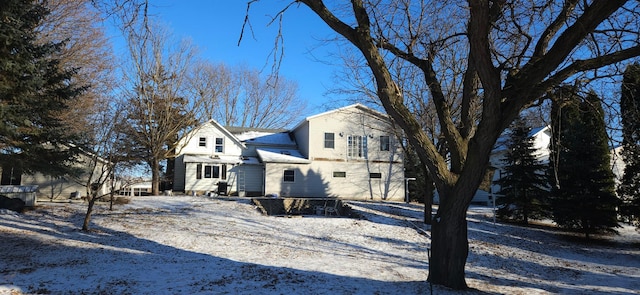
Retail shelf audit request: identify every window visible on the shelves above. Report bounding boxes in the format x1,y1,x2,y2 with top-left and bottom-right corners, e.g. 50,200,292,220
333,171,346,178
202,165,222,179
283,170,295,182
212,166,220,179
324,132,335,149
1,166,22,185
347,135,367,158
215,138,224,153
380,135,390,151
196,164,202,179
370,173,382,179
198,137,207,147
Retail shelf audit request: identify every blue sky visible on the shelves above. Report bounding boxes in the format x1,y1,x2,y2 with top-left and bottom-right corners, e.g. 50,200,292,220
141,1,345,113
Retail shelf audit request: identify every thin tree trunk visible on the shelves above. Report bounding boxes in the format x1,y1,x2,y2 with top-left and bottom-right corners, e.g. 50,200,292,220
82,197,96,231
151,159,160,196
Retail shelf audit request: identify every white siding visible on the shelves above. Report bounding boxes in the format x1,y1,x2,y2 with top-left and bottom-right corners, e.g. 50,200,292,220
263,160,404,201
286,105,405,201
234,164,264,196
183,162,232,194
304,106,403,164
177,123,243,157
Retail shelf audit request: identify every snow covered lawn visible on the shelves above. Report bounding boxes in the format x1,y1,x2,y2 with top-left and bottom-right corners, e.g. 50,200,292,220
1,195,638,294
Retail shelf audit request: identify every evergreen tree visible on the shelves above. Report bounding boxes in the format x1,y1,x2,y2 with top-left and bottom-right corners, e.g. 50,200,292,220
618,63,640,225
549,88,619,238
0,0,85,178
495,116,549,224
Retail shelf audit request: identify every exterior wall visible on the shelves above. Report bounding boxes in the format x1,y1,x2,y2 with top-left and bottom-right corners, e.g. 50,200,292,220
304,106,403,164
19,173,85,199
610,146,625,185
174,121,246,193
1,154,112,200
294,121,310,158
183,162,235,194
178,123,243,157
263,160,405,201
234,164,265,196
284,105,405,201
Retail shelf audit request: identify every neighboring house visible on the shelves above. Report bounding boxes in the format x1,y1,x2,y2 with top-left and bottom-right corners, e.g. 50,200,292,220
173,104,406,201
471,126,553,205
0,150,112,200
117,180,153,196
474,126,626,205
610,145,625,186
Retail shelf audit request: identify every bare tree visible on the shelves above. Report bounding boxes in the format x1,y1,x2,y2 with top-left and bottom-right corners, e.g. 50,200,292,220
81,99,132,231
119,19,205,195
248,0,640,289
189,62,307,129
38,0,115,137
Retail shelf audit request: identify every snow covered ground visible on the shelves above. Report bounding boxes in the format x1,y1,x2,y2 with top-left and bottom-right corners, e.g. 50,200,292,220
1,195,639,294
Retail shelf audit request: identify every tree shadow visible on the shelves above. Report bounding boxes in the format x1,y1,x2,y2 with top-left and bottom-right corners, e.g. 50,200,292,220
341,201,640,294
0,201,433,295
464,211,640,294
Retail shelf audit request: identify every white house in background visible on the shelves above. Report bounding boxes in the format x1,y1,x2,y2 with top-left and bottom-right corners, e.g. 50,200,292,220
470,126,553,205
173,104,406,201
610,146,626,185
0,150,113,201
471,125,626,205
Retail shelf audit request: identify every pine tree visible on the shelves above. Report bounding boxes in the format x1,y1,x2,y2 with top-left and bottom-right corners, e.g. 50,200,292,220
0,0,85,178
495,117,549,224
618,63,640,226
549,88,619,238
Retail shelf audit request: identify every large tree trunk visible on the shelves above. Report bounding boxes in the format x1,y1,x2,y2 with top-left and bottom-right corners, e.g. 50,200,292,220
428,195,470,289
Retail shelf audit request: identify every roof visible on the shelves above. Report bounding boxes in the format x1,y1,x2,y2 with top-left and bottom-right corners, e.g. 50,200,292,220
183,155,244,165
225,126,288,134
236,132,296,146
493,125,550,153
256,148,310,164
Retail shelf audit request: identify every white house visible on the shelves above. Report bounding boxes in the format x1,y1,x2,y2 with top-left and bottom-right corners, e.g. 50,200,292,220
173,104,406,201
475,125,626,205
470,126,553,205
0,150,113,201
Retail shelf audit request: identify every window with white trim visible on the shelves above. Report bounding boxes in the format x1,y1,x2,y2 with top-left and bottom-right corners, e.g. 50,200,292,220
347,135,367,158
380,135,390,151
199,137,207,147
324,132,335,149
215,137,224,153
203,165,223,179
